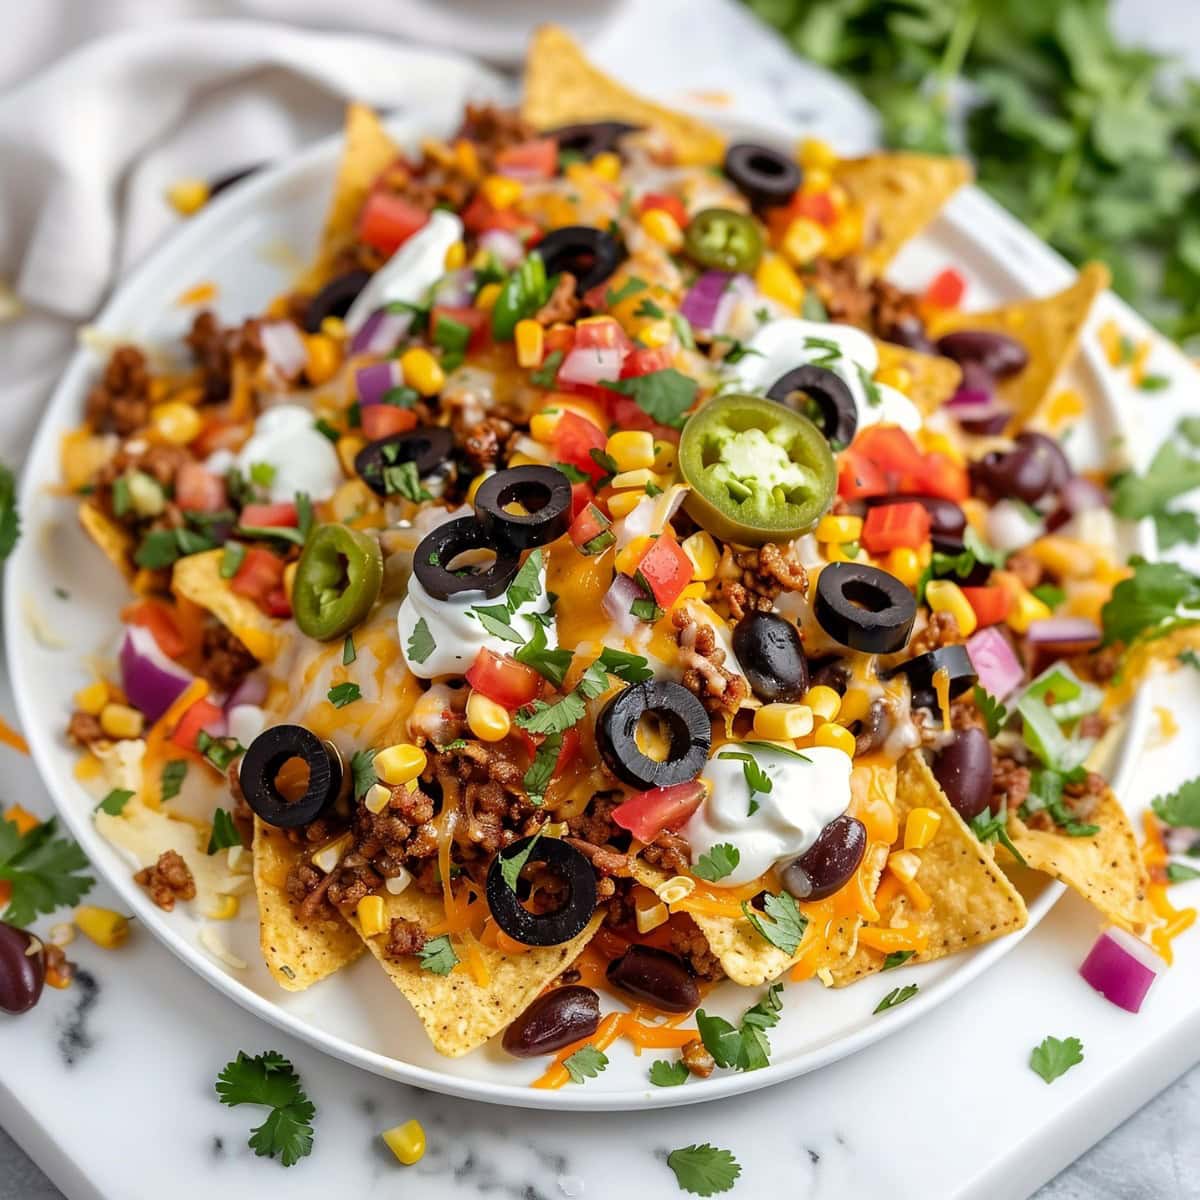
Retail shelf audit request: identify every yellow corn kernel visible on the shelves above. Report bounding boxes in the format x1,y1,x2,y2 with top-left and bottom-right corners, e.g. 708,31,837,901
887,849,922,884
206,894,239,921
814,721,856,757
874,364,911,392
304,333,341,386
614,535,654,577
754,703,815,741
320,315,346,341
754,252,804,311
826,542,866,564
507,452,542,469
312,832,353,874
475,281,502,310
610,468,663,491
99,703,144,740
925,579,977,638
803,685,841,723
74,906,130,949
656,875,696,905
681,530,720,582
917,429,966,468
165,178,209,216
382,1120,426,1166
1006,587,1052,635
481,174,523,210
329,479,376,523
283,561,298,601
465,470,494,505
606,430,655,473
336,434,366,476
74,680,109,716
4,805,39,836
528,409,562,444
443,240,467,270
886,546,923,589
638,319,674,349
466,692,511,742
365,783,392,815
639,208,684,252
816,514,863,544
1028,535,1096,581
652,440,677,473
801,166,833,195
374,743,427,786
399,347,445,397
453,138,480,180
591,151,621,182
822,205,864,259
904,806,943,851
836,686,871,727
514,319,545,369
676,582,705,604
782,217,827,267
799,137,838,172
635,897,669,934
356,894,388,938
607,490,644,519
149,401,203,446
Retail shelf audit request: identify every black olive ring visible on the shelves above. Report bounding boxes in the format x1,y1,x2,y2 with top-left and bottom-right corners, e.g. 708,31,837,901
486,836,598,946
767,364,858,447
814,562,917,655
595,680,712,791
354,427,454,498
240,724,343,829
303,268,372,334
474,466,573,551
882,644,977,717
723,142,803,208
548,121,640,161
536,226,625,295
412,516,520,601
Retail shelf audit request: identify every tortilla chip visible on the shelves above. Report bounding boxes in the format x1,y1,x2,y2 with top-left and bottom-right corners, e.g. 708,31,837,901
522,26,724,166
171,548,284,664
928,262,1109,428
1007,789,1150,934
874,340,962,415
833,751,1028,985
252,817,364,991
78,501,134,580
345,889,603,1057
834,153,972,276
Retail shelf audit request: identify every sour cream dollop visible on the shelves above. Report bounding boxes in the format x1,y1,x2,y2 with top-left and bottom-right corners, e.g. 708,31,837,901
397,561,557,679
684,744,852,886
724,318,921,433
234,404,342,502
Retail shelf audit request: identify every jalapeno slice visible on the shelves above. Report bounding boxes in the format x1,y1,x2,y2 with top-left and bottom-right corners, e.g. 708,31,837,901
683,208,764,274
292,523,384,641
678,394,836,544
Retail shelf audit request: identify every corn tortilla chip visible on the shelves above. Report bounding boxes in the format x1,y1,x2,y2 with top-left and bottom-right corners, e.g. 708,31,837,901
834,153,972,276
78,501,134,580
1006,789,1150,934
833,751,1028,985
874,340,962,415
345,889,603,1057
171,548,284,664
928,262,1109,428
522,26,724,166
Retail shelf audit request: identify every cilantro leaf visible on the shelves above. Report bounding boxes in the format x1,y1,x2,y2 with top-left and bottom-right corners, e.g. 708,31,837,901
207,808,243,855
417,935,459,975
248,462,276,489
516,660,609,736
523,733,561,807
196,730,245,772
1102,558,1200,649
563,1044,608,1084
1167,862,1200,883
667,1144,741,1196
0,816,94,928
973,685,1009,737
692,843,740,883
215,1051,314,1167
1112,428,1200,549
694,1011,743,1070
96,788,133,816
597,646,654,683
342,634,356,666
874,984,919,1014
1030,1035,1084,1084
741,891,807,955
514,621,573,687
471,603,524,644
0,463,19,562
970,807,1027,866
648,1059,690,1087
405,617,436,665
506,548,543,611
531,350,564,388
326,682,361,709
882,950,916,971
382,459,431,503
350,749,377,800
160,760,188,803
696,984,784,1073
606,276,647,306
220,541,246,579
1151,776,1200,828
602,369,698,430
499,830,543,893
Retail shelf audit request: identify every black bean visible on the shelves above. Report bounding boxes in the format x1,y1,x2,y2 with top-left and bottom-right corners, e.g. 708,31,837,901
933,727,995,820
732,611,808,702
936,330,1030,380
606,945,698,1013
502,985,600,1057
970,432,1070,504
780,815,867,901
0,922,46,1015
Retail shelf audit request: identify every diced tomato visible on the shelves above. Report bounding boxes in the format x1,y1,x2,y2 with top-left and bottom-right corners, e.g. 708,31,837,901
793,191,837,226
861,501,931,554
358,192,429,256
961,585,1012,628
231,546,286,608
573,316,633,355
264,587,293,618
465,649,542,709
570,480,594,521
170,698,225,752
431,304,490,353
638,192,688,229
361,403,418,441
632,537,693,608
460,194,540,243
620,346,672,379
913,452,969,502
551,728,581,779
544,325,576,356
569,501,615,555
837,427,969,503
612,780,707,843
923,267,966,309
553,410,610,482
174,462,227,513
122,600,186,659
192,419,250,458
494,138,558,180
602,392,681,444
852,427,928,482
239,502,298,528
837,449,889,500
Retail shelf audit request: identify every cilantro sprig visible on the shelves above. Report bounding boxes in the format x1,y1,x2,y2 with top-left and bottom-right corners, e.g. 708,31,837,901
1030,1035,1084,1084
666,1144,741,1196
0,815,93,927
215,1051,315,1167
695,983,784,1073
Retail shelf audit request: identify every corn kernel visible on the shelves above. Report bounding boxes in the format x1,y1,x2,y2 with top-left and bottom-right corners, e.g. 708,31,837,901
652,440,677,473
782,217,827,267
329,479,376,523
1028,535,1097,581
336,434,366,476
635,898,669,934
312,832,353,874
1006,586,1052,635
676,582,705,604
874,364,911,392
475,281,502,310
74,680,109,716
443,240,467,270
100,703,144,740
514,319,545,369
681,530,720,581
639,208,684,251
591,151,621,181
507,451,543,469
453,138,480,180
754,252,804,311
606,430,655,473
754,703,814,740
637,319,674,349
74,906,130,949
904,806,943,851
803,685,841,723
801,167,833,195
656,875,696,905
610,468,663,491
925,579,977,637
149,401,203,446
816,514,863,543
466,692,511,742
304,333,341,386
886,546,922,589
887,849,922,884
165,178,209,216
917,429,966,468
607,490,644,519
374,743,427,785
356,894,388,938
365,782,392,815
382,1120,426,1166
400,347,445,397
283,561,298,601
481,174,523,210
4,805,39,836
465,470,494,505
206,894,239,921
320,315,346,340
814,722,856,757
528,409,562,444
822,205,863,258
614,536,653,577
799,137,838,172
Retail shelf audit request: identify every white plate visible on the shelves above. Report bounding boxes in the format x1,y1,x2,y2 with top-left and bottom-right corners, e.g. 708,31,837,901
4,112,1153,1110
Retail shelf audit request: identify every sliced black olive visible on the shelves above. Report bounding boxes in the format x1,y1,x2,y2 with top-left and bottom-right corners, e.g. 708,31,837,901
929,537,992,587
596,681,711,791
486,836,598,947
240,724,342,829
413,516,520,601
732,611,809,702
766,364,857,447
536,225,625,294
303,269,372,333
780,815,867,901
548,121,639,161
474,466,572,551
882,643,977,716
723,142,802,208
814,562,916,654
355,427,454,497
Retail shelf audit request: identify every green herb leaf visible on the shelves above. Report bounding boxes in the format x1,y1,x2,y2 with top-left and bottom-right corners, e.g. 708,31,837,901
417,934,459,975
741,891,807,955
499,830,543,893
973,685,1009,737
506,548,544,611
326,682,361,709
563,1044,608,1084
514,621,573,687
522,733,562,807
215,1051,314,1167
516,660,609,736
350,748,377,800
602,369,698,430
692,842,741,883
666,1144,741,1196
970,807,1027,867
874,984,919,1014
160,760,188,803
1030,1035,1084,1084
249,462,277,489
207,808,243,855
597,646,654,683
531,349,565,388
342,634,356,666
1151,776,1200,827
1101,558,1200,648
1167,862,1200,883
606,277,647,306
0,816,93,928
220,541,246,579
1032,583,1066,609
471,603,524,643
648,1059,690,1087
314,417,341,442
406,617,436,665
0,464,19,562
881,950,916,971
96,788,134,816
195,730,246,772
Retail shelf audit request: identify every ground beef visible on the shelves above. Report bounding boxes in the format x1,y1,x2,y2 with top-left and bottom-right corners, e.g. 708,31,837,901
568,793,622,847
1078,712,1109,739
459,415,515,472
1071,645,1120,685
429,738,534,856
199,621,258,692
563,838,629,878
326,856,382,910
871,278,930,349
1006,550,1044,591
993,755,1031,813
93,442,193,528
185,311,263,405
681,1038,716,1078
641,831,691,876
384,918,427,959
950,694,986,731
906,610,962,656
673,606,750,718
348,782,439,882
66,711,105,748
85,345,151,435
536,273,579,325
454,103,536,170
602,877,638,929
806,257,931,347
720,542,808,621
134,850,196,911
669,918,726,984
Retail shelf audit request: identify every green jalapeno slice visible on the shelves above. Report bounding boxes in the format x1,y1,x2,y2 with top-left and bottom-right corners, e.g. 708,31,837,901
292,523,383,641
683,208,765,273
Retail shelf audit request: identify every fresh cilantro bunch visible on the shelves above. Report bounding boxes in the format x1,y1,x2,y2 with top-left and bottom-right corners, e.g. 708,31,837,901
215,1051,315,1166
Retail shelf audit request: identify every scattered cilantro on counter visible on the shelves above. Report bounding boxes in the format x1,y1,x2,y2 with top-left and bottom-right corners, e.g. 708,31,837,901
667,1143,741,1196
1030,1034,1084,1084
215,1051,315,1166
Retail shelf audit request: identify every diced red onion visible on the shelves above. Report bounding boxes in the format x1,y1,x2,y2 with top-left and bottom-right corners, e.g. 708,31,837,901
431,268,475,309
258,321,308,380
1163,826,1200,855
602,574,645,636
712,274,756,337
1026,617,1101,655
987,498,1045,553
1079,927,1163,1013
1060,475,1109,515
119,625,194,723
965,627,1023,700
355,360,402,407
679,271,731,333
947,387,993,409
479,228,525,268
226,671,268,711
350,307,412,357
559,345,624,387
